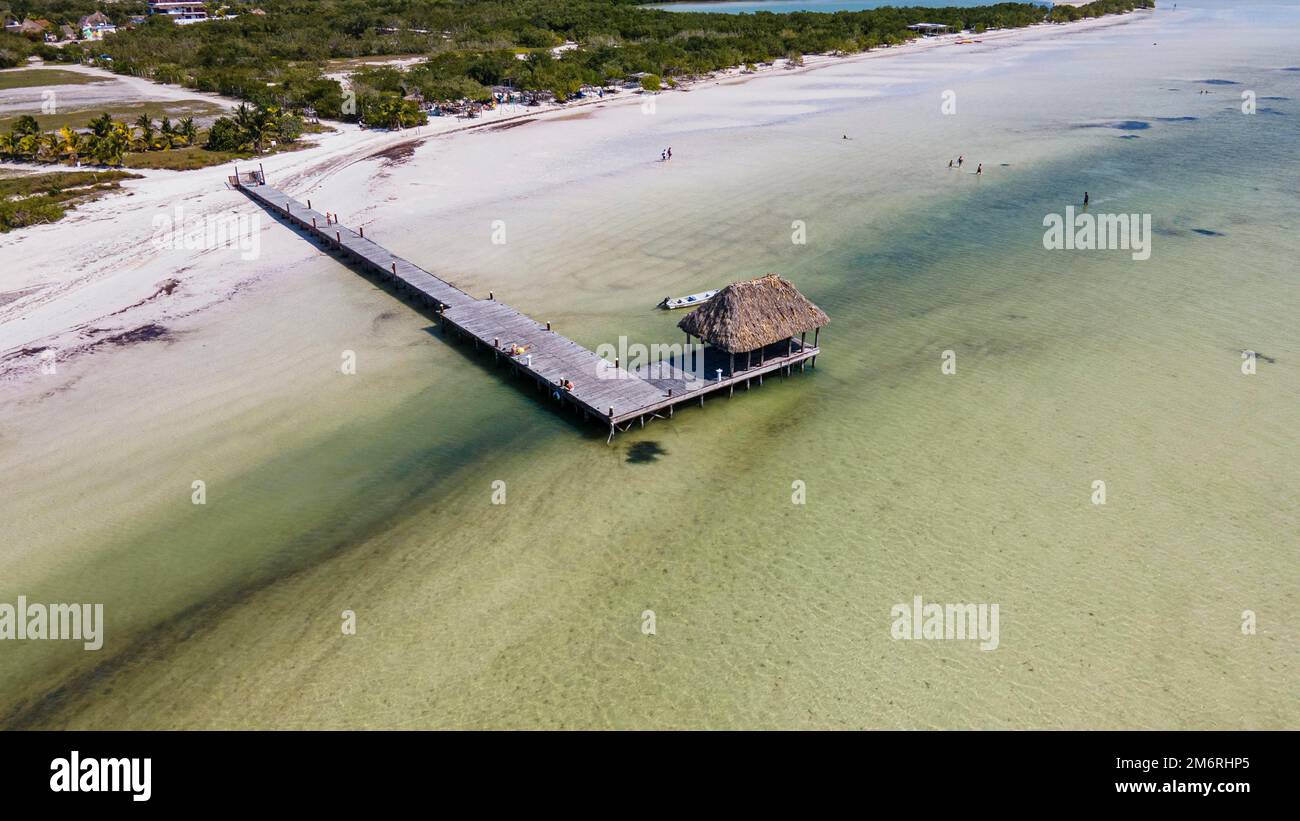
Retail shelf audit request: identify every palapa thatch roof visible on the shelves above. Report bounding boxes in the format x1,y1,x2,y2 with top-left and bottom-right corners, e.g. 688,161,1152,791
677,274,828,353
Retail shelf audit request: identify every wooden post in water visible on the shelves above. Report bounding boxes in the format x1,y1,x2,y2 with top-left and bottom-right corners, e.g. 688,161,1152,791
312,217,316,228
546,321,551,331
359,225,364,238
489,291,494,301
391,262,397,275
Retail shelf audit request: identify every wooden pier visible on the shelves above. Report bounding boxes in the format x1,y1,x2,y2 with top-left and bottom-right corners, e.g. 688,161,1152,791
231,170,819,440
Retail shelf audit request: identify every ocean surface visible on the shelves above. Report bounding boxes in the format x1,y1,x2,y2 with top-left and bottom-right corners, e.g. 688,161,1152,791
1,0,1296,728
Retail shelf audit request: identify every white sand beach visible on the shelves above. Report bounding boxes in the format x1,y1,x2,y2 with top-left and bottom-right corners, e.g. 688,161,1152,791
0,12,1141,389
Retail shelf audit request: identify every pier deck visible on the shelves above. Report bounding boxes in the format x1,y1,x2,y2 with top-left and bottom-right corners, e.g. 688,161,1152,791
233,175,818,437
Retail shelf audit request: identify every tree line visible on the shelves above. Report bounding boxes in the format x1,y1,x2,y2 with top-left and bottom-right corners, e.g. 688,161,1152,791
0,103,301,166
7,0,1154,122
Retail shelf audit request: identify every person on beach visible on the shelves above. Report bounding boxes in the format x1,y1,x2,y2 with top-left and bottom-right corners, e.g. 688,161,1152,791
958,155,964,167
976,164,982,175
1084,191,1090,207
668,147,673,159
661,150,666,161
948,159,954,168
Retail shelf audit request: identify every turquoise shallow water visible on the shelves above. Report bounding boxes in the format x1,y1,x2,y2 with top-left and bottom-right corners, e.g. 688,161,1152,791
1,1,1296,728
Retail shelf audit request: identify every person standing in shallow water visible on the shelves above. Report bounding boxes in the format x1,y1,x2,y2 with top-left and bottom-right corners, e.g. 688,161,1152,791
1084,191,1090,207
976,163,982,175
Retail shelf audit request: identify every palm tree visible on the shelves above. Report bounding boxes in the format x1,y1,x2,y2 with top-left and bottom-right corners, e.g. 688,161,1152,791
36,132,61,163
232,103,259,145
11,115,41,137
134,113,155,151
89,112,114,139
16,133,40,161
57,127,82,165
93,123,130,167
246,106,283,153
158,116,175,149
178,117,198,146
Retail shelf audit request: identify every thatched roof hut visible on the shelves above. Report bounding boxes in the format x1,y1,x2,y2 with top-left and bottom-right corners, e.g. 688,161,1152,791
677,274,828,354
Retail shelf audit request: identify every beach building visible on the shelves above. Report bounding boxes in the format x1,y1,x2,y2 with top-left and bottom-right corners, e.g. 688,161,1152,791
80,12,117,40
677,274,828,375
907,23,952,36
147,1,208,23
15,18,53,40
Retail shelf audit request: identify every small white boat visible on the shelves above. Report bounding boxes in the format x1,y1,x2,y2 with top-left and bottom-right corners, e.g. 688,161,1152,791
658,289,717,310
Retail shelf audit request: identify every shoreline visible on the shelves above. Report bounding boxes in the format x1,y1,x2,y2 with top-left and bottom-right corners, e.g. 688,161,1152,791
0,9,1149,391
